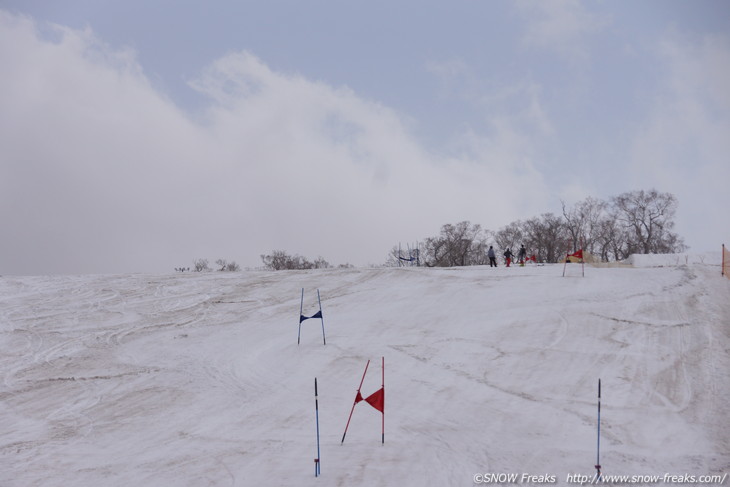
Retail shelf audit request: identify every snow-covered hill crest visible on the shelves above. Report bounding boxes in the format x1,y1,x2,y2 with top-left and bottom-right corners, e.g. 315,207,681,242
1,255,728,486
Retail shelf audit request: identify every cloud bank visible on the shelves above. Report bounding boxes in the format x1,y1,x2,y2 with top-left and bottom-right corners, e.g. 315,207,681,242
2,6,728,275
629,32,730,250
0,11,551,274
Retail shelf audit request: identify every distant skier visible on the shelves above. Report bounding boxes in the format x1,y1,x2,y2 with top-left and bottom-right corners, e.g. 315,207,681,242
487,246,498,267
517,245,527,265
504,248,514,267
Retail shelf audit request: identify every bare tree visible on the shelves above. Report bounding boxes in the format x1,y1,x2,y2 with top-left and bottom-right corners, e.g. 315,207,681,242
193,258,210,272
494,221,524,255
385,245,401,267
592,215,627,261
260,250,331,270
312,257,332,269
522,213,569,263
610,189,687,254
562,197,608,254
260,250,293,270
423,221,488,267
214,259,240,271
385,244,422,267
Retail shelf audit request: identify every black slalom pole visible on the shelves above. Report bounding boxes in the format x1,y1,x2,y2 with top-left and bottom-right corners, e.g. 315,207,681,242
315,378,321,477
317,289,326,345
595,378,602,481
298,288,304,345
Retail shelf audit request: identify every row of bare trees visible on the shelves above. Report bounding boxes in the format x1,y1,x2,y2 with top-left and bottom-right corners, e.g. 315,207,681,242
260,251,332,270
413,189,687,266
560,189,687,260
191,258,240,272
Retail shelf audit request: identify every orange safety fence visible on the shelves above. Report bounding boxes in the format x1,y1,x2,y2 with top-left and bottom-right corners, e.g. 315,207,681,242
724,244,730,279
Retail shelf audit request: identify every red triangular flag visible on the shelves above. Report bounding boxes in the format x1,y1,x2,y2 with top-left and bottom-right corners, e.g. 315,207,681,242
355,391,364,403
364,387,384,413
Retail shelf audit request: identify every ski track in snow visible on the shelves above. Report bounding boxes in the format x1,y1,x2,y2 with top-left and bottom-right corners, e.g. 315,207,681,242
0,256,728,486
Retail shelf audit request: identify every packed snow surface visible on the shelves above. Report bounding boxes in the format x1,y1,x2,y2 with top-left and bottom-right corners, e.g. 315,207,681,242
1,254,728,486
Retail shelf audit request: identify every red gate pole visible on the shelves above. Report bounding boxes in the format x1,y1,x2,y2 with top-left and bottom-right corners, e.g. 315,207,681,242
341,360,370,444
381,357,385,444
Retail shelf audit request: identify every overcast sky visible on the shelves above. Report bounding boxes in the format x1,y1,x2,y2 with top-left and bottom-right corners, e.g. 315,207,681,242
1,1,729,275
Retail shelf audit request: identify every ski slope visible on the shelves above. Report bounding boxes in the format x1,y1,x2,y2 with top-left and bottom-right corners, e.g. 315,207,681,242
1,254,728,486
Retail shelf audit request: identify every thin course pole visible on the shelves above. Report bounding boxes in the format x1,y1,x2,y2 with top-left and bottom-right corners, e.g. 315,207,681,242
298,288,304,345
341,360,370,445
314,378,321,477
595,379,602,480
317,289,326,345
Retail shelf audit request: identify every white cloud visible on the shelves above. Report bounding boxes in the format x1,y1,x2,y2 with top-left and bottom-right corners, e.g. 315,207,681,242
629,33,730,251
424,58,476,100
0,12,211,273
515,0,611,60
0,11,551,274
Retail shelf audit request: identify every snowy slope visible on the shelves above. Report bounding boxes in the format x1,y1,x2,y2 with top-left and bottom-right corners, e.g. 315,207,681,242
1,255,728,486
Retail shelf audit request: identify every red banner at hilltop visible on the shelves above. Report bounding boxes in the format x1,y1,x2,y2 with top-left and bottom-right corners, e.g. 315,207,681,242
568,249,583,259
563,248,585,277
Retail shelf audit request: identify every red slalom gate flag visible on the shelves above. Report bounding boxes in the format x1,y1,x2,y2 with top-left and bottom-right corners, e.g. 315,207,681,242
341,357,385,445
563,248,586,277
364,387,384,413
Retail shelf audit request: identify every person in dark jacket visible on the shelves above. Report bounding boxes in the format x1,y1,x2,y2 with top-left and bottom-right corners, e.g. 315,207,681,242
517,245,527,265
487,246,497,267
503,248,514,267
